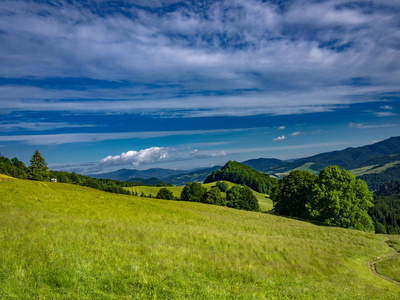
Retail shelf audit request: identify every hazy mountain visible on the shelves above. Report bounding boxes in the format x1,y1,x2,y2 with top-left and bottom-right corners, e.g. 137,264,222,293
163,166,221,186
89,168,187,181
241,158,287,172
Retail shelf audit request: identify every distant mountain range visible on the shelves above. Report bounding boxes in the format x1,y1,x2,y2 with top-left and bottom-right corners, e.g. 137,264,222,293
90,136,400,189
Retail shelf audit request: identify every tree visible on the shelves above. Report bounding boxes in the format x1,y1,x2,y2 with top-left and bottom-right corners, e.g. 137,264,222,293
27,150,49,181
202,187,226,206
306,166,374,230
226,185,260,211
272,170,317,217
156,188,174,200
180,182,207,202
216,181,229,192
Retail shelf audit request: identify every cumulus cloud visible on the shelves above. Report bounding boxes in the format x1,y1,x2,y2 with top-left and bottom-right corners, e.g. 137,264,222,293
290,131,301,137
273,135,286,142
100,147,169,167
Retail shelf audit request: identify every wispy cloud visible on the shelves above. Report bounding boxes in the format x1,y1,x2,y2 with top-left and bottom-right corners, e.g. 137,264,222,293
0,0,398,118
0,128,256,145
380,105,393,110
278,126,286,130
0,121,96,132
290,131,301,137
348,122,395,129
374,111,397,117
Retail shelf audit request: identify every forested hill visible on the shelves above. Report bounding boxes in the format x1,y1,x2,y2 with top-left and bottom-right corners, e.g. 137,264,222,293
204,161,277,194
369,180,400,234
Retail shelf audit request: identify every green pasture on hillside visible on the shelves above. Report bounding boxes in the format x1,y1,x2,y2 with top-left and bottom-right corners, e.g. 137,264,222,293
126,181,273,211
0,176,399,299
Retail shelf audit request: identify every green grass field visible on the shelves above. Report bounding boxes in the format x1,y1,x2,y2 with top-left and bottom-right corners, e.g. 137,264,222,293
375,236,400,283
126,181,274,212
1,177,399,299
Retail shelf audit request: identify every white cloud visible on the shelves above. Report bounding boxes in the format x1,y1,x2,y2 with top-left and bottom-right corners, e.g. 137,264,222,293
0,122,96,132
273,135,286,142
211,151,227,157
278,126,286,130
0,128,255,145
100,147,169,167
290,131,301,137
348,122,395,129
0,0,399,119
380,105,392,110
374,111,396,117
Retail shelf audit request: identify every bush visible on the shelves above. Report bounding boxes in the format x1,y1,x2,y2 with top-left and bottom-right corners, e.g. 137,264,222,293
226,186,260,211
156,188,174,200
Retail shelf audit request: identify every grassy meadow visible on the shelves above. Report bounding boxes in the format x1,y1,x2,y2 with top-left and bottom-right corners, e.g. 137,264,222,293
0,176,399,299
126,181,273,212
375,236,400,283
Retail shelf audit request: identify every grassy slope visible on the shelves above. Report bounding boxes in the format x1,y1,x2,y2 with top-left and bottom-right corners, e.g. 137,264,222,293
349,161,400,177
375,236,400,283
127,181,273,212
1,178,399,299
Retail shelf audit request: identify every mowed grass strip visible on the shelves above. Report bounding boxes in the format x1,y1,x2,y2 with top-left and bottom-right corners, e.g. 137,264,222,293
0,178,399,299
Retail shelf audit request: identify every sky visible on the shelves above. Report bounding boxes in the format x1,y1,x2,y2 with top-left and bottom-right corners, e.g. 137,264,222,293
0,0,399,174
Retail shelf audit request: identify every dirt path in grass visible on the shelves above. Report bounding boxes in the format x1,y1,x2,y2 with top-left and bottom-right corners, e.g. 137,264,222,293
368,240,400,285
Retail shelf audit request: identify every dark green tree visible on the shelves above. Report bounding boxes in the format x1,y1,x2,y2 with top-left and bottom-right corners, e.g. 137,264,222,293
272,170,317,217
180,182,207,202
226,185,260,211
202,187,226,206
306,166,374,230
216,181,229,192
156,188,174,200
27,150,49,181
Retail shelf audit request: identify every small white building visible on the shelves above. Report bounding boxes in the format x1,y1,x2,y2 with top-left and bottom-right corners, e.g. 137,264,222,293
51,178,57,183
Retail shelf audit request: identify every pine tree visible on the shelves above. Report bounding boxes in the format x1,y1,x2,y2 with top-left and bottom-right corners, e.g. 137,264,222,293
27,150,49,181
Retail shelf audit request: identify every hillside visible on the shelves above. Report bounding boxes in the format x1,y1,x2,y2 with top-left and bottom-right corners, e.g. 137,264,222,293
125,181,274,212
0,177,399,298
273,136,400,173
204,161,277,194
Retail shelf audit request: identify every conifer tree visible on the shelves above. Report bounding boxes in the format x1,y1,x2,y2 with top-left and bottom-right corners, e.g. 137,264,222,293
27,150,49,181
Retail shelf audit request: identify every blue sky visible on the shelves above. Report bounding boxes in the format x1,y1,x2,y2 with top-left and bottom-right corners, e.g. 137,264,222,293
0,0,399,174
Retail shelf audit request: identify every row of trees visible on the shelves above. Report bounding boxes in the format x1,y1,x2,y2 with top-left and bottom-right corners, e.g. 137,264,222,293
271,167,374,231
156,182,260,212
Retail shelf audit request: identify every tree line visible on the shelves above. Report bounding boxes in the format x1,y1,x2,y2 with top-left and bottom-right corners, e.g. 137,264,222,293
156,181,260,212
0,151,135,195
